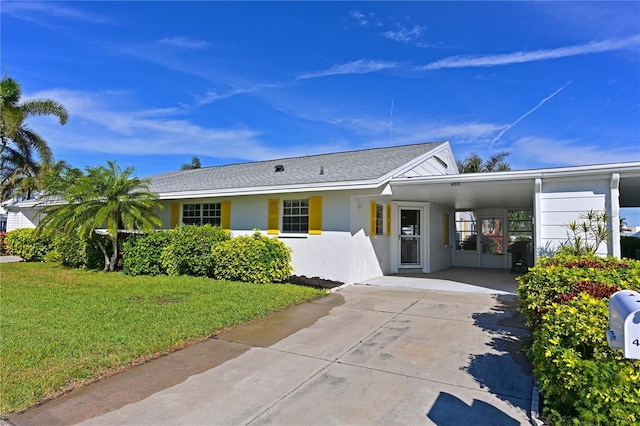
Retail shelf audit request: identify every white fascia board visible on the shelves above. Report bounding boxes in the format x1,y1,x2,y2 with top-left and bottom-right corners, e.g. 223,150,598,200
157,178,389,200
390,162,640,186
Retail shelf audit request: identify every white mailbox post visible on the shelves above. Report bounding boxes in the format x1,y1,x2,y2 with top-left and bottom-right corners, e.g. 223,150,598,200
607,290,640,360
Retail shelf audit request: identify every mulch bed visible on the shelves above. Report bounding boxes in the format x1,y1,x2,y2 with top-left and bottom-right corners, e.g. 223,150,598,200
288,275,344,290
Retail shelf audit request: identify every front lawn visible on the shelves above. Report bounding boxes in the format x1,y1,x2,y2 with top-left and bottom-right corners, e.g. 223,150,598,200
0,262,325,415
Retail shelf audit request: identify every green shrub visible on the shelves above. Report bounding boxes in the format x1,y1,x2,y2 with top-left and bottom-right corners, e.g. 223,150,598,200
518,253,640,424
516,252,640,326
160,225,230,277
122,231,173,276
0,231,8,255
530,293,640,424
212,231,292,284
52,233,105,269
4,228,52,261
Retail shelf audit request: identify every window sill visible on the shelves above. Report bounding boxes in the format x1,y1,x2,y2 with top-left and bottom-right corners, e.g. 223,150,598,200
278,233,309,239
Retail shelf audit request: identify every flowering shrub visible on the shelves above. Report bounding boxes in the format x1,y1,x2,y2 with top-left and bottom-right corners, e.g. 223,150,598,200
517,252,640,326
518,252,640,424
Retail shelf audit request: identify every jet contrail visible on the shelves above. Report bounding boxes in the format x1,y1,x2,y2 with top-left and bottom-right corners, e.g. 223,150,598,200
490,80,572,148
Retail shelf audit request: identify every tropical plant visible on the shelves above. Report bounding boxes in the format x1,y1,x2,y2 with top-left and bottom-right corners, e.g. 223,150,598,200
35,161,163,271
0,140,41,200
456,152,511,173
562,209,609,255
0,76,68,200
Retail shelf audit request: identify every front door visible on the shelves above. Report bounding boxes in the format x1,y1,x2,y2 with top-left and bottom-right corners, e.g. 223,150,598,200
400,208,421,266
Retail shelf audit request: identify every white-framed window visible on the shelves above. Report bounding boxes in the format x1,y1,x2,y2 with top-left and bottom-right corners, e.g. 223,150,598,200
455,210,477,251
182,203,221,226
282,199,309,233
375,203,384,236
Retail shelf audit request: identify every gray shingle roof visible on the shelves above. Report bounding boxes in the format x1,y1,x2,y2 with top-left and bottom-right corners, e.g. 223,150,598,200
149,142,445,194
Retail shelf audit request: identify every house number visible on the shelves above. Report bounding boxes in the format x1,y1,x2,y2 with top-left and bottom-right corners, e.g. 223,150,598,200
450,182,461,187
633,339,640,347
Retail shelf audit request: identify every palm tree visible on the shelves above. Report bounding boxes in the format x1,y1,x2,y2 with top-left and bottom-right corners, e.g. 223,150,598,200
180,156,202,170
0,141,41,201
0,76,68,199
457,152,511,173
36,161,163,272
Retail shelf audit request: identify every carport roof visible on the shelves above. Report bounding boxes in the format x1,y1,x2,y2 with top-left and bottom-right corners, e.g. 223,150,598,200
389,162,640,209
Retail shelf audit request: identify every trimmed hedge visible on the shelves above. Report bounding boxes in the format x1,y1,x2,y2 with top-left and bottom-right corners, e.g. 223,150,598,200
517,253,640,424
52,233,106,269
122,232,174,276
4,228,51,261
212,231,292,284
0,231,7,255
160,225,230,277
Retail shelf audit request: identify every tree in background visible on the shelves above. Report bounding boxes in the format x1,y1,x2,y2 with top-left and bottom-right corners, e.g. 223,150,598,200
36,161,163,272
457,152,511,173
180,156,202,170
0,76,68,200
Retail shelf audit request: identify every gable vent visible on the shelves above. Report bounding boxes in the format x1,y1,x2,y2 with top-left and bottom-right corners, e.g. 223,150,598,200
274,165,285,172
434,156,448,168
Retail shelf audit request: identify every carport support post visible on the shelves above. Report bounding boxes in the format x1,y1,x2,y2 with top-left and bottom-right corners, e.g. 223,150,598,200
610,173,621,258
534,178,542,265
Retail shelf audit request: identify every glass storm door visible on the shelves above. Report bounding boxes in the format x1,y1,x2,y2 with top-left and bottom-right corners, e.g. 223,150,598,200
400,208,421,266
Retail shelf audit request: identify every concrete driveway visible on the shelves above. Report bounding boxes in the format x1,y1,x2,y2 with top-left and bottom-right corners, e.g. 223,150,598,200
12,283,533,425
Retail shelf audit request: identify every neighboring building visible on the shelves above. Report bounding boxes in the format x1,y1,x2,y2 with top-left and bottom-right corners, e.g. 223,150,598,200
4,141,639,283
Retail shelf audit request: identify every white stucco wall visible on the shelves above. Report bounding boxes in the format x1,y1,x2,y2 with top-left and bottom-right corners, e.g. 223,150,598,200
162,189,389,283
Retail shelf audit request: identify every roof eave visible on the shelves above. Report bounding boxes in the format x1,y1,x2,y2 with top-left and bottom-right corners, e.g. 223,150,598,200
157,177,390,200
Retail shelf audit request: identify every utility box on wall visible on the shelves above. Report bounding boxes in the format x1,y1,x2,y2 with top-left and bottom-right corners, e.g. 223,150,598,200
607,290,640,360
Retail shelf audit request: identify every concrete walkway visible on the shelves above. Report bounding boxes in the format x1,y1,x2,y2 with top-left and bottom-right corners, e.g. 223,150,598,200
12,277,533,425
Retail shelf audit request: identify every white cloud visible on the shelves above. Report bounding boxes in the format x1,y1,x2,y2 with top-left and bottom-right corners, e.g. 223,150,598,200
422,35,640,70
509,137,640,168
158,36,210,49
1,1,112,25
383,25,425,43
297,59,400,80
24,89,266,159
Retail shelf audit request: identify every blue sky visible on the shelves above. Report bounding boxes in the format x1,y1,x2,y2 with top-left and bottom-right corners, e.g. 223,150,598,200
2,3,639,188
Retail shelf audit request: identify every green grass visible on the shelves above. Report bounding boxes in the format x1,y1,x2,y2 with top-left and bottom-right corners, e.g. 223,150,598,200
0,262,325,414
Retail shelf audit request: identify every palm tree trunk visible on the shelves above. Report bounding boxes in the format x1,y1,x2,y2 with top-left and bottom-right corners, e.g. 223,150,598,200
95,239,111,272
108,234,118,272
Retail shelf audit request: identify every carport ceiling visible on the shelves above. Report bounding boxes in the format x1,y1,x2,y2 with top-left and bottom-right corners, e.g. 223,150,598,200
390,179,535,210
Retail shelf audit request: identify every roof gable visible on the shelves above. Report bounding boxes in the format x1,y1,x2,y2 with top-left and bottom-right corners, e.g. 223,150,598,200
149,141,447,196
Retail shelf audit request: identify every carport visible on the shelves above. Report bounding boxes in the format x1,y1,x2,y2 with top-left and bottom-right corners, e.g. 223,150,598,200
388,162,640,272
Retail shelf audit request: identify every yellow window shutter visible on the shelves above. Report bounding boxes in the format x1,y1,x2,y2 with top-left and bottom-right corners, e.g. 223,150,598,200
221,201,231,230
370,201,377,236
386,204,391,236
267,198,280,235
170,203,180,228
309,196,322,235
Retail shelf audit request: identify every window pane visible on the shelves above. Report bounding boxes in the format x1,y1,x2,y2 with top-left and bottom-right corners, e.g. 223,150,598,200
455,210,476,250
282,199,309,233
181,203,221,226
